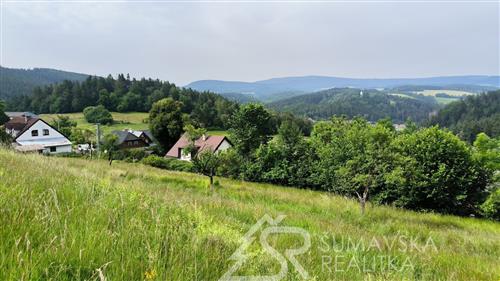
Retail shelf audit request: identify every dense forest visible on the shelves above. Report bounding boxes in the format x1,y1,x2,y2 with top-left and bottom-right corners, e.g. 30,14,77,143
6,74,240,129
0,66,89,99
429,90,500,142
268,88,439,123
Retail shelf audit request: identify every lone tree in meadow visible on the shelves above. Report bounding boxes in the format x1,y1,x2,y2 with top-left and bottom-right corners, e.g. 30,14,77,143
149,98,184,151
192,150,222,192
101,133,119,165
83,105,113,125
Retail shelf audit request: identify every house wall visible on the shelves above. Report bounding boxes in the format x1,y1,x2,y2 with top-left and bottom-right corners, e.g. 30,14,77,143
119,140,148,149
215,139,232,153
16,121,66,141
180,148,192,161
43,145,72,154
5,128,20,138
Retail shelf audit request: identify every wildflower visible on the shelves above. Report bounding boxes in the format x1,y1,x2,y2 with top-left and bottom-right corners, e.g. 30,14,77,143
144,269,157,280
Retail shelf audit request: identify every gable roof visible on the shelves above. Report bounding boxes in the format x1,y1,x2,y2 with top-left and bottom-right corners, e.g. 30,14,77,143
5,116,34,132
111,130,141,144
14,118,41,138
13,118,71,142
165,134,231,158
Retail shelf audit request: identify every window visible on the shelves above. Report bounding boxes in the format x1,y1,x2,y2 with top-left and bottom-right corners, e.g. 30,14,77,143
50,147,57,152
43,129,49,136
31,130,38,137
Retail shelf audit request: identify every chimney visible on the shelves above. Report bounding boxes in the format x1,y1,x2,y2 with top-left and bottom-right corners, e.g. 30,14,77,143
202,134,207,141
24,115,28,123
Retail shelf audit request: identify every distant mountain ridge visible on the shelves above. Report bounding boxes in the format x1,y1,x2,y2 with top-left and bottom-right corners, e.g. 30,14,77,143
186,75,500,102
0,66,89,99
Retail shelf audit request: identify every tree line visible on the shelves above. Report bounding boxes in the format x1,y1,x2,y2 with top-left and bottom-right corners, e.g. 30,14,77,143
178,103,498,219
6,74,239,129
429,90,500,142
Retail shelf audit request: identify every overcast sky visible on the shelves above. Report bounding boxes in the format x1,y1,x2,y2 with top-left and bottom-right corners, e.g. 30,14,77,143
1,1,499,85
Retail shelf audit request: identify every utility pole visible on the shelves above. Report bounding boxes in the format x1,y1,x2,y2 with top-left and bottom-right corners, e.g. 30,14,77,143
95,123,101,154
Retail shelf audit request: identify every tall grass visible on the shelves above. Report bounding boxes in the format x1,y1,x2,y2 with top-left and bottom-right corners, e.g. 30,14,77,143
0,149,499,280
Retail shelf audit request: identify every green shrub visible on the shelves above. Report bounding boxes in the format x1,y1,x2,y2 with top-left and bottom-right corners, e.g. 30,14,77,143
83,105,113,124
116,148,149,162
481,188,500,220
141,155,193,172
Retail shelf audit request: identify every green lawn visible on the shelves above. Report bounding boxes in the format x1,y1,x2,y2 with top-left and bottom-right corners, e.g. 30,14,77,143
40,112,229,137
0,149,499,280
40,112,149,134
435,97,462,105
417,90,474,97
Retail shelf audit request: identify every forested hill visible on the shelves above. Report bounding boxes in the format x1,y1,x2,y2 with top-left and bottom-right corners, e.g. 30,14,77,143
187,75,500,100
0,66,89,99
268,88,438,123
429,90,500,142
6,74,239,129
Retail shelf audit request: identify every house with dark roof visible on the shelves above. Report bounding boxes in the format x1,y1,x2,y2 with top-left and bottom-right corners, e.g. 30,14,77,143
4,116,72,154
165,134,232,161
111,129,156,149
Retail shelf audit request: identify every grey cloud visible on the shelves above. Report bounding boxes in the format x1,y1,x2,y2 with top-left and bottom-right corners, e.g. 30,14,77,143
2,2,499,85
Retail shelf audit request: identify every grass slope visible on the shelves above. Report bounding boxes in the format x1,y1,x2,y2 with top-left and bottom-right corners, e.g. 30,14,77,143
0,150,499,280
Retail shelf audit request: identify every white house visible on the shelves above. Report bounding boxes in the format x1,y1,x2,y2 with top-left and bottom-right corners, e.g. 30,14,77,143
165,134,232,161
5,117,72,154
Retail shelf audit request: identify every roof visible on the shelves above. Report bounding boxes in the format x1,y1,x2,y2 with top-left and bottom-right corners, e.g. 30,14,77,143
111,130,141,144
16,138,72,147
5,117,39,133
10,118,71,143
142,130,157,144
165,134,231,158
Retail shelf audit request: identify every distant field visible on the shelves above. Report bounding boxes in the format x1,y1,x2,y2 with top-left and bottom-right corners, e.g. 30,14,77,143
40,112,228,136
1,149,499,280
435,97,461,105
40,112,149,134
388,93,416,99
417,90,474,97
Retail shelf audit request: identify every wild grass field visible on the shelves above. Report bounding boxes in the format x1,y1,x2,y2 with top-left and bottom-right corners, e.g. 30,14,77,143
0,149,499,281
40,112,228,136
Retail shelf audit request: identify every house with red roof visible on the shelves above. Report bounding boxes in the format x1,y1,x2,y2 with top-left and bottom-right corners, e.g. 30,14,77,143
165,134,232,161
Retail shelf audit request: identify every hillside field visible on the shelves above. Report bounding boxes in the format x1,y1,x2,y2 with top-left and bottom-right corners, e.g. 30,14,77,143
416,90,474,97
40,112,228,136
0,149,499,280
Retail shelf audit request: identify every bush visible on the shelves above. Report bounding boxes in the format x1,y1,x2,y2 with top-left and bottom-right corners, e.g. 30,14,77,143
141,155,193,172
387,127,490,216
481,188,500,220
113,148,149,162
83,105,113,125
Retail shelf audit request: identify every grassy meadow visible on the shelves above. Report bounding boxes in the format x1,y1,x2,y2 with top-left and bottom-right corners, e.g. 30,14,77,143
416,90,474,97
40,112,149,135
0,149,499,280
40,112,228,136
